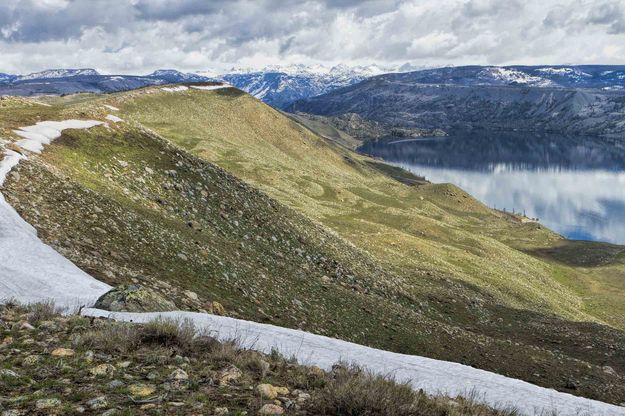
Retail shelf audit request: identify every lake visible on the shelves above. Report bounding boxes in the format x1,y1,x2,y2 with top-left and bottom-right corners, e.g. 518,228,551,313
360,131,625,244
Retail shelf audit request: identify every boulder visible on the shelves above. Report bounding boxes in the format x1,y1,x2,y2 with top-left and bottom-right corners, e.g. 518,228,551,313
94,284,176,312
256,384,289,400
258,404,284,415
51,347,74,357
207,301,226,315
128,383,156,397
218,365,242,385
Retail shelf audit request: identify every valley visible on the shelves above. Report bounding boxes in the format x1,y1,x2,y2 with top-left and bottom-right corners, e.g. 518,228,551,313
1,83,625,412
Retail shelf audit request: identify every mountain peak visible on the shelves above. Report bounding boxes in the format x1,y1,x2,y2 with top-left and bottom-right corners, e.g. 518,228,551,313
149,69,186,77
19,68,100,81
147,69,208,81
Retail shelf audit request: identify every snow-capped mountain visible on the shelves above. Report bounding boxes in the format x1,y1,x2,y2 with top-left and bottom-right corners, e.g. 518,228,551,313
0,73,17,83
384,65,625,89
220,64,402,108
147,69,209,83
18,68,100,81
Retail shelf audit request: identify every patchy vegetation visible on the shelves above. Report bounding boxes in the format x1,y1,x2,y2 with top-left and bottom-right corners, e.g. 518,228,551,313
0,303,518,416
1,89,625,406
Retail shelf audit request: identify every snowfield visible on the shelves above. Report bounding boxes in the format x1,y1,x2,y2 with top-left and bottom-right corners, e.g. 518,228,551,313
0,150,24,186
161,85,189,92
0,119,112,307
105,114,123,123
190,84,231,91
0,195,111,307
83,309,625,416
14,120,104,153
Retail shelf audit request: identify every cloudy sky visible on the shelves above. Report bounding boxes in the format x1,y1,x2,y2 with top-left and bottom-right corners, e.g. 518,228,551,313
1,0,624,74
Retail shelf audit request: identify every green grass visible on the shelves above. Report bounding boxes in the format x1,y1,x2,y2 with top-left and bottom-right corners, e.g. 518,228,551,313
118,88,600,323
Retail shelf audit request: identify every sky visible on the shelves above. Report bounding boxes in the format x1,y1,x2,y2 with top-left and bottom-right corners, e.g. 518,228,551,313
0,0,624,75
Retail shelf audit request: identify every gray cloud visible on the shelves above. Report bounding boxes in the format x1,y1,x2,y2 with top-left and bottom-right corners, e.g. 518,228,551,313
0,0,623,74
134,0,223,21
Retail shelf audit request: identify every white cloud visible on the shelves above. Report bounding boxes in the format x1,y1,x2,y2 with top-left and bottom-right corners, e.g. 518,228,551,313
0,0,624,74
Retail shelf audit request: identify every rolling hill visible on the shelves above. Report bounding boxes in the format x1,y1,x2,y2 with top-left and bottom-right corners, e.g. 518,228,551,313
1,86,625,405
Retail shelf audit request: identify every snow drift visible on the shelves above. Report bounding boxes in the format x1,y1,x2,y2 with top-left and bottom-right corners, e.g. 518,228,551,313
0,120,112,307
83,309,625,416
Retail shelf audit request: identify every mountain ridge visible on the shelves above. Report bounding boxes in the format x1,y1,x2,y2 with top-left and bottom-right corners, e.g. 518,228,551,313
287,72,625,137
5,64,625,111
1,87,625,405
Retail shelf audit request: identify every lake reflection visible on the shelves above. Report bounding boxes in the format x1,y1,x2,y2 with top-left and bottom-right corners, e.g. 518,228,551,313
360,132,625,244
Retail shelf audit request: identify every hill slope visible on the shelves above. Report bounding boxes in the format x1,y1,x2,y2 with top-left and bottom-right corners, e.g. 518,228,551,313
1,89,625,404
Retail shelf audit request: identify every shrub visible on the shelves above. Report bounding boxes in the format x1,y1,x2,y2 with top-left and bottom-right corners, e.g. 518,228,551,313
27,300,60,323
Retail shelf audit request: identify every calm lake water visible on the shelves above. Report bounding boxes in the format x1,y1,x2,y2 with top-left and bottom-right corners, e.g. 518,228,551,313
360,131,625,244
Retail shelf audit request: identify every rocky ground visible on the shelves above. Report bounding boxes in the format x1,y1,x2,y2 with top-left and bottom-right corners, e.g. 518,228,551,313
0,303,514,416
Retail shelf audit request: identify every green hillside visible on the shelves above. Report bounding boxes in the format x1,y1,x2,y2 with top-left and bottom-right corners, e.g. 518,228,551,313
1,89,625,404
120,87,625,328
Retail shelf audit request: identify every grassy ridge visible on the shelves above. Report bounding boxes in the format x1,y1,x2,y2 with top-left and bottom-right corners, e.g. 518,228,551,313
118,88,608,324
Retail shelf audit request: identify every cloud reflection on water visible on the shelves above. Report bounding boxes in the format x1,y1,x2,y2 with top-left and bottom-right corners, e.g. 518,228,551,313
399,164,625,243
361,131,625,244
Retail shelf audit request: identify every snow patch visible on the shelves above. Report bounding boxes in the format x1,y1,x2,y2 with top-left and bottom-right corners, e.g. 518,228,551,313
190,84,230,91
0,195,111,307
106,114,123,123
103,104,119,111
82,309,625,416
161,85,189,92
481,67,552,86
0,150,24,186
0,120,111,307
536,67,592,78
13,120,104,154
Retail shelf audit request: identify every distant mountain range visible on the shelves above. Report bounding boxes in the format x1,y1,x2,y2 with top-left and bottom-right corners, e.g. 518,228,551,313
376,65,625,90
287,65,625,137
0,68,209,97
220,64,410,108
0,64,413,108
4,65,625,117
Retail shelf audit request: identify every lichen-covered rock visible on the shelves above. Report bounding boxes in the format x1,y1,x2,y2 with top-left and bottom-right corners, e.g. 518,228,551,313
94,284,176,312
258,404,284,415
256,383,289,400
207,301,226,315
128,383,156,397
51,347,74,357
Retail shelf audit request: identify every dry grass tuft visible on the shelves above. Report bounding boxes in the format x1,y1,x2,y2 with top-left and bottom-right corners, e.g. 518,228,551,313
308,364,519,416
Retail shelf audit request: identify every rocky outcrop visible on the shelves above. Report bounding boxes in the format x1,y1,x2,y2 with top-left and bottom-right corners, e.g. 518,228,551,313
94,284,176,312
